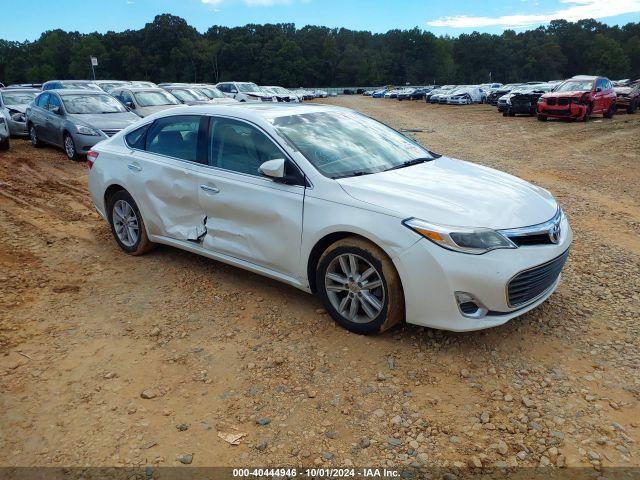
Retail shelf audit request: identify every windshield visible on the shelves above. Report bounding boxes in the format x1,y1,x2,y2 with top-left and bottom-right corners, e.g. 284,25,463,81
1,91,37,105
134,90,180,107
238,83,260,93
170,89,198,102
62,94,127,114
97,82,126,92
271,111,435,179
197,87,226,99
556,80,594,92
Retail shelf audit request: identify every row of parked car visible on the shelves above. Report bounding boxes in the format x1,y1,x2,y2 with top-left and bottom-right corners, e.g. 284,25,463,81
364,76,640,121
0,79,324,155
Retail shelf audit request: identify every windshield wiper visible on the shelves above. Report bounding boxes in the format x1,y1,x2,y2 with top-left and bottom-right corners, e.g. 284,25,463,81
384,156,437,172
333,170,373,179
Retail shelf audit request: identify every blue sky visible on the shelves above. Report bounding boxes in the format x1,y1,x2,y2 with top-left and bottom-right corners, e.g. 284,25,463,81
2,0,639,41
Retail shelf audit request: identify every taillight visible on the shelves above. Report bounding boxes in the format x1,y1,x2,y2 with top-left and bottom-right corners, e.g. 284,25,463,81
87,150,99,169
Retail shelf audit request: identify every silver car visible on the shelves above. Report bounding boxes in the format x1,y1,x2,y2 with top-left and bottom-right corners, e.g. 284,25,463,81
26,89,141,161
160,86,212,105
1,88,39,136
111,87,181,117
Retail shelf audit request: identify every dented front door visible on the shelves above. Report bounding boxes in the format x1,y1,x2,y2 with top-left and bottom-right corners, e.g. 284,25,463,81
197,169,304,278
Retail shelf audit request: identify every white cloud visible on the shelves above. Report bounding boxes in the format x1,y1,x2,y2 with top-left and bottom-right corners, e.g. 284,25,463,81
426,0,640,29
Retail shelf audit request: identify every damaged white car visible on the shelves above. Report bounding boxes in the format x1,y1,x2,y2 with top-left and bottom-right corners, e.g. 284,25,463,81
88,104,572,334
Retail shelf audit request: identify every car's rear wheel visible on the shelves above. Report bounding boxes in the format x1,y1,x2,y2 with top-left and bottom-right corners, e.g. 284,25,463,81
627,99,637,114
63,133,79,161
316,237,404,335
29,125,42,147
108,190,155,256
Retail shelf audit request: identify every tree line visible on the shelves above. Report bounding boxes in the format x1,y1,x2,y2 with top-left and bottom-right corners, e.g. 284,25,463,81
1,14,639,87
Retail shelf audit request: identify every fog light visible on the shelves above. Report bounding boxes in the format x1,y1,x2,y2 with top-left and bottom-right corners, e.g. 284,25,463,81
454,292,489,319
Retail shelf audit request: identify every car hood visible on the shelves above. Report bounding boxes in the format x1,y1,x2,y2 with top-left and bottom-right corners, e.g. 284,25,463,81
137,105,180,117
543,91,586,98
337,157,558,230
68,112,140,129
210,98,238,104
614,87,633,95
5,104,28,113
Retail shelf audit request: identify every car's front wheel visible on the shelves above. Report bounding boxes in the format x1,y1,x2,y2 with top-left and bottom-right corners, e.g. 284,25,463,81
603,102,615,119
29,125,42,147
316,237,404,335
63,133,79,161
0,137,9,151
108,190,155,256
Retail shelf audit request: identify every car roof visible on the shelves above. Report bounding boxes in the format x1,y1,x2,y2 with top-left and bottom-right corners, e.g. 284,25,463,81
150,103,341,122
570,75,599,80
1,88,39,93
49,89,109,96
118,87,165,92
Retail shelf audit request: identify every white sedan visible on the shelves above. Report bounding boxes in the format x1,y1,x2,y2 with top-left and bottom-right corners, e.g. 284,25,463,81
87,104,572,334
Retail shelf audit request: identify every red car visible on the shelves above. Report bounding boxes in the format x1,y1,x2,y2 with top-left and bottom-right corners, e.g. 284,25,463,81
537,75,617,122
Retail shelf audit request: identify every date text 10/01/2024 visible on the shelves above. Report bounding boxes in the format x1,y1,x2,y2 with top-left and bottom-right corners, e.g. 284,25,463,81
232,468,401,478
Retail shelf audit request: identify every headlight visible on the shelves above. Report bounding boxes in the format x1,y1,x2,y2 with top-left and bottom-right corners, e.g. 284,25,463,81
76,125,99,136
537,97,545,103
9,110,26,122
402,218,517,255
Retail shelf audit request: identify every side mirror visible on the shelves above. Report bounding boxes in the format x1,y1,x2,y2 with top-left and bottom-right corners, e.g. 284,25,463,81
125,101,135,109
596,87,602,92
230,89,238,94
259,158,286,180
52,106,62,115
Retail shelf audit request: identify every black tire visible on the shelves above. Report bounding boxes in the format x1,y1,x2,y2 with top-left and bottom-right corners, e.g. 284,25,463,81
537,114,547,122
0,137,9,151
63,133,80,161
582,104,593,122
107,190,155,256
316,237,404,335
627,100,637,114
29,124,42,147
603,102,615,119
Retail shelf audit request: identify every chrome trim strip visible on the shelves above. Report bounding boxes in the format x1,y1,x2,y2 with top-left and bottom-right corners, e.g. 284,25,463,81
499,208,562,238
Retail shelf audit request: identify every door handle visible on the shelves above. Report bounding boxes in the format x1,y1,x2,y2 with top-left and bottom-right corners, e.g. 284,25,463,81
127,163,142,172
200,184,220,194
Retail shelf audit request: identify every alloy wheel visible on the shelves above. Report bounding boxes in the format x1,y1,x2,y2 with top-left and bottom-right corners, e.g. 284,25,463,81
324,253,385,324
112,199,140,247
64,135,76,159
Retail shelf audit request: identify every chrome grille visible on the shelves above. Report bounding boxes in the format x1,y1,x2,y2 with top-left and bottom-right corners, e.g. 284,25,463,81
101,129,121,137
508,249,569,307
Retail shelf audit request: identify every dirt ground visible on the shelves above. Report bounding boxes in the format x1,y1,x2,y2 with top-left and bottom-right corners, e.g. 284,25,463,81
1,97,639,473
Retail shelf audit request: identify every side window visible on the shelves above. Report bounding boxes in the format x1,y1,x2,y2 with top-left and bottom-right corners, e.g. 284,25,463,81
125,124,150,149
35,93,49,108
596,79,606,91
218,84,229,93
47,94,61,111
209,118,284,176
145,115,201,163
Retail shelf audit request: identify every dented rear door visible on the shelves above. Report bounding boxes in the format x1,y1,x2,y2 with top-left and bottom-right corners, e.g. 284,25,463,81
126,115,208,241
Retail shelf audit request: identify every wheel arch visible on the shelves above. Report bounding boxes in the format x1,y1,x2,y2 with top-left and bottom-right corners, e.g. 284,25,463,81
104,183,127,211
306,231,404,296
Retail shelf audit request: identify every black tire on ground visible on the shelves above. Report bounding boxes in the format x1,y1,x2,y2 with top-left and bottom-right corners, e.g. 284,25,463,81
316,237,404,335
583,104,593,122
603,102,615,119
537,114,547,121
29,125,43,147
107,190,155,256
626,100,637,114
0,137,9,151
63,133,80,161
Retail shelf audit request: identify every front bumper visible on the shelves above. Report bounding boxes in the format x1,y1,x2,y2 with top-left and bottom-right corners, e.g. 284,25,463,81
393,215,572,331
497,102,509,112
8,118,28,136
537,102,586,119
71,132,106,155
448,97,470,105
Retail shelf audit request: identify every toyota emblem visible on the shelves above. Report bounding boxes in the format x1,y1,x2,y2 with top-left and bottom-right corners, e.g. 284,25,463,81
549,222,561,244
